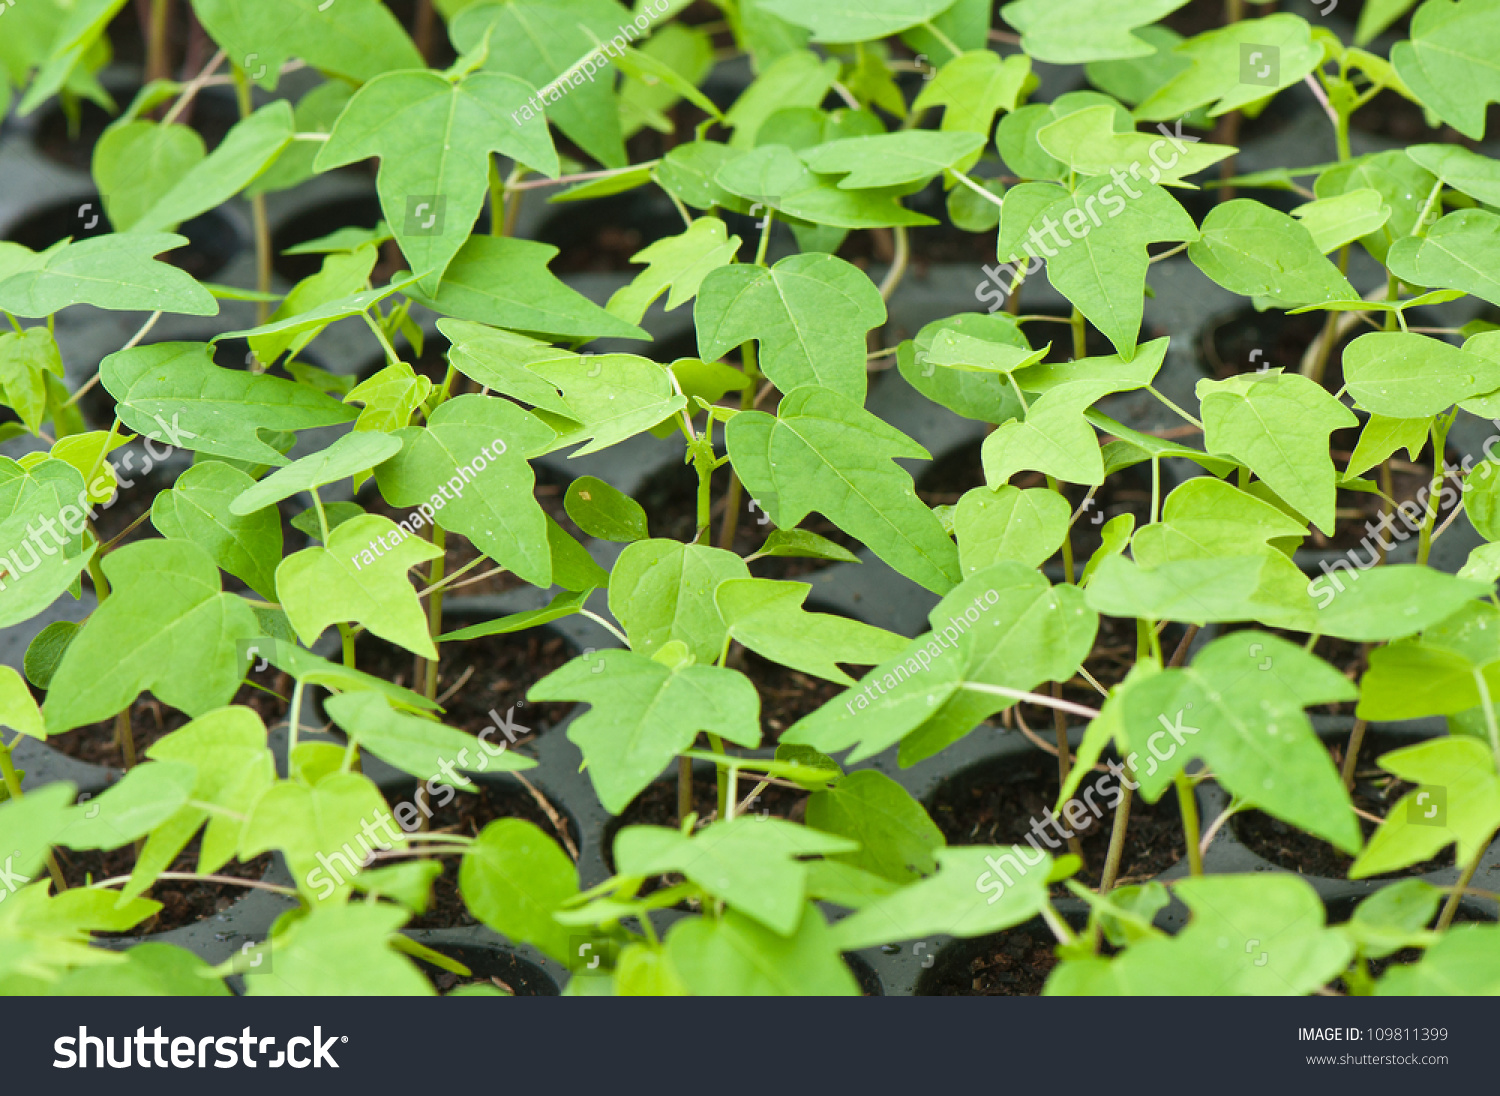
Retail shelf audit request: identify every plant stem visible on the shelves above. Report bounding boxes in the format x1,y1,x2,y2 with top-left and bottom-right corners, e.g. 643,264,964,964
678,756,693,828
708,733,729,820
754,210,774,266
1145,385,1204,429
489,158,505,237
1341,718,1367,790
413,0,436,62
231,66,272,323
1070,307,1086,360
1437,849,1484,930
1051,682,1086,866
1475,668,1500,774
338,623,356,669
1417,417,1451,566
147,0,173,85
878,223,909,302
0,738,67,891
1175,771,1204,875
1099,761,1135,893
287,674,305,760
424,526,446,702
959,682,1100,719
1046,475,1075,584
113,709,136,769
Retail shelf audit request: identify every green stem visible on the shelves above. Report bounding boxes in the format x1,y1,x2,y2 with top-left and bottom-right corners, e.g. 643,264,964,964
1099,759,1136,893
1046,476,1075,584
678,757,694,829
310,487,331,545
362,311,403,368
1437,849,1483,931
337,623,356,669
709,734,729,821
231,66,272,324
489,157,505,238
1474,668,1500,775
287,674,305,760
147,0,172,86
1146,386,1204,430
1175,772,1204,875
754,209,774,267
113,709,136,769
1070,307,1086,361
424,526,446,702
878,223,909,302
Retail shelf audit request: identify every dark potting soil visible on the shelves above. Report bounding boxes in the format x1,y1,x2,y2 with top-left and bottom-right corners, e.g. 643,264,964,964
927,749,1184,891
46,683,290,769
633,458,864,578
392,780,580,931
1350,88,1439,143
1232,732,1458,878
918,917,1062,996
352,627,576,736
536,188,686,274
55,836,272,936
5,199,240,281
734,647,853,742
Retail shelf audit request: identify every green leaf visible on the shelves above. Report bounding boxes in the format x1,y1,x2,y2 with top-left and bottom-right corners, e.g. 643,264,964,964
1197,370,1358,534
530,355,685,457
564,475,648,542
101,342,357,468
727,387,961,594
316,71,557,291
438,320,578,419
1121,632,1359,851
913,50,1034,138
1316,151,1437,265
326,691,534,789
0,665,45,741
898,314,1027,425
1048,875,1350,995
1084,554,1279,624
696,253,886,402
452,0,630,168
997,91,1131,181
49,944,228,996
666,906,858,995
1135,14,1325,121
0,327,64,436
1035,105,1233,186
0,460,93,631
1340,879,1444,960
954,485,1069,574
1346,414,1430,480
1391,0,1500,139
1342,332,1500,418
459,818,579,963
1080,513,1133,587
1351,737,1500,878
1291,189,1393,254
249,81,355,197
57,760,197,850
784,564,1096,764
189,0,422,90
716,143,936,229
530,649,760,813
253,245,380,365
0,234,217,318
1387,209,1500,310
152,461,283,601
609,539,750,663
43,540,260,735
606,217,742,326
277,513,442,658
374,395,556,587
1188,200,1357,309
832,846,1053,949
724,50,841,148
1001,0,1190,63
230,431,402,517
802,131,986,189
291,501,363,544
806,770,944,883
982,340,1169,486
92,121,206,233
754,0,955,43
1376,924,1500,995
0,784,75,891
131,102,294,233
753,529,861,564
1000,178,1196,358
137,707,275,889
438,588,592,641
404,236,647,341
1407,143,1500,206
243,903,429,995
715,578,910,685
616,819,854,934
1358,0,1421,43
